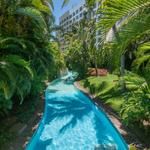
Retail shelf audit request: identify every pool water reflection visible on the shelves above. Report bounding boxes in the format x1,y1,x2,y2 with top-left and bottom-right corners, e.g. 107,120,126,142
26,79,128,150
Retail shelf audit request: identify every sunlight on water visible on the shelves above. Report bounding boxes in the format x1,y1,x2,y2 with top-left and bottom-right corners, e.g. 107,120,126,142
27,78,128,150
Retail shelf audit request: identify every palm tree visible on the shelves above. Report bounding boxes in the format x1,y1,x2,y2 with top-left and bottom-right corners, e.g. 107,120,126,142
98,0,150,40
64,20,90,76
62,0,100,76
97,0,150,75
64,17,100,77
95,0,150,91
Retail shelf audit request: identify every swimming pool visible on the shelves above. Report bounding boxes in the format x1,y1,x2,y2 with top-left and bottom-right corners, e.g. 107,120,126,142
26,78,128,150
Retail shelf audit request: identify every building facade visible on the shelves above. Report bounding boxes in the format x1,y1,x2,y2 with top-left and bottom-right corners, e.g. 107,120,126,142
57,1,122,51
58,1,102,51
58,1,87,51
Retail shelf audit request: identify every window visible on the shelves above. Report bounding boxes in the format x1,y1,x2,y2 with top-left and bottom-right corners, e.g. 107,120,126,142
76,9,78,14
80,13,82,18
73,12,75,16
76,15,78,20
80,6,82,11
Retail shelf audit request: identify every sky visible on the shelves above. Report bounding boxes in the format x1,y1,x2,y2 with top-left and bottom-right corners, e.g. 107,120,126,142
53,0,85,25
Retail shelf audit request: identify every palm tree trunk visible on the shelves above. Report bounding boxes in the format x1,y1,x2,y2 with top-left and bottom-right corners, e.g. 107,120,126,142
120,54,125,76
95,64,98,76
112,25,126,90
94,53,98,76
112,25,125,76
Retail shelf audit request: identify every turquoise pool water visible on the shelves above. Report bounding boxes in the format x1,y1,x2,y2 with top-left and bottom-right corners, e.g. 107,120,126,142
27,79,128,150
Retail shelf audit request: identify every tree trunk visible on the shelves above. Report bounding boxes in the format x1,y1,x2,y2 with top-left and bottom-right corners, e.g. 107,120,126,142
120,54,125,76
120,54,126,91
95,63,98,76
112,25,126,76
113,25,126,90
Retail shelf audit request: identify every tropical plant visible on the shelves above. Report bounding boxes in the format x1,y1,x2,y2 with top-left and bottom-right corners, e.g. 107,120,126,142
119,71,150,127
97,0,150,74
0,0,65,115
121,83,150,126
132,42,150,71
98,0,150,43
48,42,66,79
65,14,101,77
65,37,89,78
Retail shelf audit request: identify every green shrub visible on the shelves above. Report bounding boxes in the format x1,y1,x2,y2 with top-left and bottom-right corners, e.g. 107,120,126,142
120,79,150,126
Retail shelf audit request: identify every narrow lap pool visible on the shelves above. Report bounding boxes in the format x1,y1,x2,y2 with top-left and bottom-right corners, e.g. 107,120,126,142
27,79,128,150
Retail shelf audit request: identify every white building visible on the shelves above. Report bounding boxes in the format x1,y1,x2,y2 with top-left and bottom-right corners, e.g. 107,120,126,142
58,1,86,51
58,1,101,51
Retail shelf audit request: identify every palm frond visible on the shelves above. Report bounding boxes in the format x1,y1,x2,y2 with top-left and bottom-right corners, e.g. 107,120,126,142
32,0,51,14
132,42,150,70
0,55,33,100
16,7,48,30
98,0,150,42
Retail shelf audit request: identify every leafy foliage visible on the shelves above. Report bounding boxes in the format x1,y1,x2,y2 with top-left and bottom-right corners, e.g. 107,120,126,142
121,81,150,126
0,0,65,115
65,16,100,78
98,0,150,43
96,0,150,72
133,42,150,70
67,0,150,143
